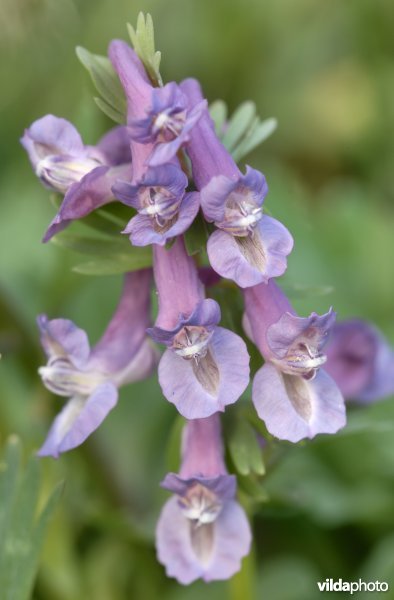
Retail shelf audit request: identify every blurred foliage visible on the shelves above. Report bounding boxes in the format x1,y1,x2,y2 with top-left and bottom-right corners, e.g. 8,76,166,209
0,0,393,598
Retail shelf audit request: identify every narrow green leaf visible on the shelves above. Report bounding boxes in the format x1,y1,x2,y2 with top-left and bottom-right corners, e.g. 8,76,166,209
72,250,152,276
81,207,130,236
2,457,40,600
52,228,153,275
16,482,64,600
0,438,63,600
228,420,265,476
52,232,132,257
0,436,21,550
238,475,270,503
232,117,278,162
94,97,125,125
76,46,127,123
209,100,228,136
183,213,209,256
228,543,256,600
127,12,162,86
165,415,185,473
221,101,256,152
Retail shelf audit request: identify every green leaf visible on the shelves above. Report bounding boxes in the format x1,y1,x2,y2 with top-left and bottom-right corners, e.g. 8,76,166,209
127,12,162,86
232,117,277,162
72,251,152,276
221,101,256,152
165,415,185,473
210,99,277,163
0,437,63,600
52,230,153,275
17,483,64,600
209,100,227,136
0,436,22,547
76,46,127,123
228,420,265,476
52,232,132,257
94,97,125,125
80,206,130,236
238,474,269,503
183,213,209,256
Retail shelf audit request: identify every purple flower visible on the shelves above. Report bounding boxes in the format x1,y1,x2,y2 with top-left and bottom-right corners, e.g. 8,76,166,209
109,41,200,245
21,115,132,241
156,414,251,584
113,163,199,246
37,270,158,458
109,40,206,167
148,238,250,418
180,78,293,288
244,281,346,442
324,319,394,402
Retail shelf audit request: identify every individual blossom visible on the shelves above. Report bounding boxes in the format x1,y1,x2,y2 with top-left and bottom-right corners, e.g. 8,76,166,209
37,270,157,458
109,40,206,167
21,116,132,241
156,414,251,584
109,41,200,245
148,237,250,419
113,163,199,246
244,281,346,442
324,319,394,402
180,78,294,288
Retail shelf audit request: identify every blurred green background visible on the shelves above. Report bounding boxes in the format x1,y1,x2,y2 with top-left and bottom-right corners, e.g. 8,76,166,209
1,0,393,598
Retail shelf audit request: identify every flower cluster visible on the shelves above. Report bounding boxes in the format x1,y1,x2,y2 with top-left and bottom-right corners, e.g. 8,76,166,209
21,25,394,585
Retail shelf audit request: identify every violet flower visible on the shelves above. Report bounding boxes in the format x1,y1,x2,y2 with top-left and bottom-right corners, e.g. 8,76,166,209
37,270,157,457
324,319,394,402
21,116,132,241
109,40,200,245
148,237,250,419
244,281,346,442
109,40,206,168
180,78,294,288
156,414,251,584
113,163,199,246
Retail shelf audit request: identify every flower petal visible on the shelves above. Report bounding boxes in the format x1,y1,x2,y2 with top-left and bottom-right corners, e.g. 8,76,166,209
89,270,153,373
180,78,239,187
200,175,237,223
153,238,204,330
111,338,159,387
203,499,251,582
200,166,268,223
21,115,85,169
156,496,251,584
157,327,250,418
97,126,132,165
325,319,394,402
207,215,293,288
125,191,200,247
161,474,236,501
37,315,90,368
108,40,152,120
252,362,346,442
43,164,130,242
37,382,118,458
148,298,221,346
267,308,336,360
147,98,208,167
